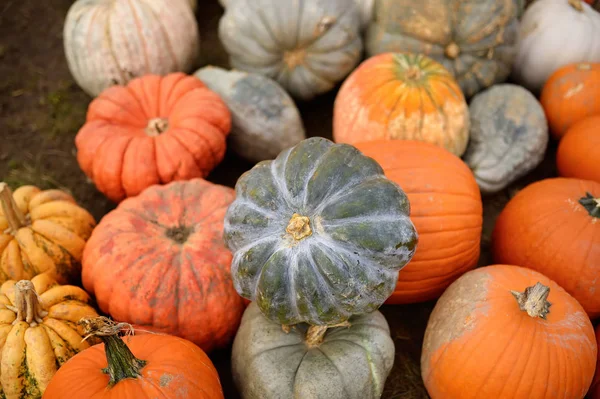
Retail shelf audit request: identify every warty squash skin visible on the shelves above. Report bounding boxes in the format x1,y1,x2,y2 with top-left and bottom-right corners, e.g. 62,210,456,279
232,302,395,399
82,179,245,353
463,84,549,194
194,66,306,163
557,116,600,182
63,0,200,97
365,0,519,98
0,183,96,286
223,137,418,326
0,274,99,398
218,0,363,100
422,264,597,399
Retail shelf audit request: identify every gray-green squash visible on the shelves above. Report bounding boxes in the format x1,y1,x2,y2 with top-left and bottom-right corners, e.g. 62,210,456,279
218,0,363,100
223,137,418,326
232,302,395,399
365,0,519,98
463,84,549,194
194,66,306,163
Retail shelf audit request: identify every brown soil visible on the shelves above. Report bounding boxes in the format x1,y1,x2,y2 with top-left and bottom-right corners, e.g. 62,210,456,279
0,1,559,398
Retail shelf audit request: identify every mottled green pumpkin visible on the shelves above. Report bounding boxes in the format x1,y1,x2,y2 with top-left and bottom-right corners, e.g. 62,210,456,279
232,302,395,399
223,137,418,326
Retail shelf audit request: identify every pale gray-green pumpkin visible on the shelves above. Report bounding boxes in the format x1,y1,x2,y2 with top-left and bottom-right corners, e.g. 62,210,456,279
232,302,395,399
365,0,519,98
223,137,418,326
218,0,363,100
194,66,306,163
463,84,548,194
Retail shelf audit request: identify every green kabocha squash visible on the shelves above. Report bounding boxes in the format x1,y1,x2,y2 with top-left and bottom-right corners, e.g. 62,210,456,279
365,0,519,98
232,302,395,399
223,137,418,326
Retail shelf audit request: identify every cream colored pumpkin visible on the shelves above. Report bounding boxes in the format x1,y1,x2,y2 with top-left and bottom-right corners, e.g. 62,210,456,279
63,0,200,97
512,0,600,93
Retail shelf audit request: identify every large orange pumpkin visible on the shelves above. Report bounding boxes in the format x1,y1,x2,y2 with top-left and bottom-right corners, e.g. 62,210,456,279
333,52,470,156
75,73,231,203
556,116,600,182
592,324,600,399
422,264,597,399
540,62,600,140
492,178,600,318
82,179,245,353
43,317,224,398
355,140,482,304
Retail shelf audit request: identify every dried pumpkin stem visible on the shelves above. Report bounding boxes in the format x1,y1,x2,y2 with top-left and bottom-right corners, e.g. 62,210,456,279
445,42,460,59
305,321,351,348
286,213,312,241
511,282,552,319
79,316,147,387
0,183,27,232
568,0,584,11
145,117,169,137
579,193,600,218
5,280,48,327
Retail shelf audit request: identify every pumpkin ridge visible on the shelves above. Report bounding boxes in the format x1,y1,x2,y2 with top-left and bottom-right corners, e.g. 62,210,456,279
147,4,179,72
126,0,150,73
103,7,128,88
175,123,219,170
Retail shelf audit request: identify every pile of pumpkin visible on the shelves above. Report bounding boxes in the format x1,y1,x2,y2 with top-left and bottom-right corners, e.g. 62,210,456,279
1,0,599,397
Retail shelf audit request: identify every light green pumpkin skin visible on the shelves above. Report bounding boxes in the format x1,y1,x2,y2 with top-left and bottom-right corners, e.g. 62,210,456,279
223,137,418,326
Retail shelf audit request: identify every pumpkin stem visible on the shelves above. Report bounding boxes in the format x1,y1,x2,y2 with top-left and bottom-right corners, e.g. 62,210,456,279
579,193,600,218
286,213,312,241
0,183,27,233
145,117,169,136
79,316,147,387
511,282,552,319
568,0,584,11
5,280,48,327
283,49,306,70
305,321,351,348
445,42,461,59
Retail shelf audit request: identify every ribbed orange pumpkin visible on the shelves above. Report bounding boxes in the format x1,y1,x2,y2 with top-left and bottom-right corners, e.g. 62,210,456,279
355,140,482,304
422,264,597,399
492,178,600,318
557,116,600,182
82,179,245,353
540,62,600,140
592,325,600,399
75,73,231,203
333,53,470,156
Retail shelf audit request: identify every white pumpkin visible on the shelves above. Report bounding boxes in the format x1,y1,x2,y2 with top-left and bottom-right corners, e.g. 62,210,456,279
64,0,200,97
512,0,600,93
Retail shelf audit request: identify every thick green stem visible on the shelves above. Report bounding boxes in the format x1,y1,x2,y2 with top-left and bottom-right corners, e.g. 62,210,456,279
579,193,600,218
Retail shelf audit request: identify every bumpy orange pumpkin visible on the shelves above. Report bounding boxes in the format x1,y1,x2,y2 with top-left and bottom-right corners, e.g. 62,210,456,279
355,140,482,304
0,183,95,285
82,179,245,353
422,264,597,399
75,73,231,203
557,116,600,182
333,52,470,156
492,178,600,318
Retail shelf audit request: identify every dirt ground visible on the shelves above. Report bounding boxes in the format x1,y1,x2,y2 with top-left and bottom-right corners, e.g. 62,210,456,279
0,1,559,398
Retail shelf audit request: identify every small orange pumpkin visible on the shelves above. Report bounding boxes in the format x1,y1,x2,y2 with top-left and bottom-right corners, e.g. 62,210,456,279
540,62,600,140
75,73,231,203
492,178,600,318
355,140,482,304
556,116,600,182
422,264,597,399
333,52,470,156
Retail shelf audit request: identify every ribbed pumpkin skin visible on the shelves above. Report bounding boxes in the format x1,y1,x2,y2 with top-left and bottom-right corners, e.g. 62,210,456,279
0,274,98,398
365,0,519,98
592,325,600,399
218,0,363,100
422,264,596,399
355,141,482,304
333,53,470,156
82,179,245,353
557,117,600,182
540,63,600,139
492,178,600,318
75,73,230,203
464,84,549,194
63,0,200,97
223,137,418,326
232,303,394,399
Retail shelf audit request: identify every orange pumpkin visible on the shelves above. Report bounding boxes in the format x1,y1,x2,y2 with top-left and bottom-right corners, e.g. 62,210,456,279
333,52,470,156
422,264,597,399
75,73,231,203
556,116,600,182
355,140,482,304
82,179,245,353
540,62,600,140
43,317,224,398
492,178,600,318
592,324,600,399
